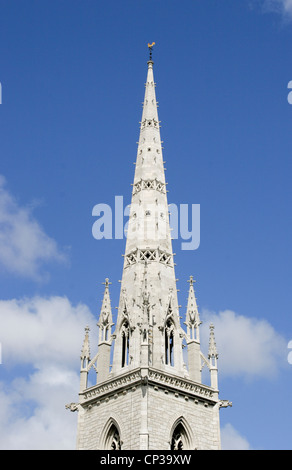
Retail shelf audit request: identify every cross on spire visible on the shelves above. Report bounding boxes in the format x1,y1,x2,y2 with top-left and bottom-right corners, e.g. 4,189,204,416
187,275,196,286
102,277,112,287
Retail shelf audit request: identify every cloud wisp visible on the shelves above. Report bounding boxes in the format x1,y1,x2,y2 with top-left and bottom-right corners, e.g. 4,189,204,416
0,175,67,281
259,0,292,20
221,423,252,450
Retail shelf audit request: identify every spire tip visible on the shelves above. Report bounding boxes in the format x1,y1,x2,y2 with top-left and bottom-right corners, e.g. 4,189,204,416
147,42,155,62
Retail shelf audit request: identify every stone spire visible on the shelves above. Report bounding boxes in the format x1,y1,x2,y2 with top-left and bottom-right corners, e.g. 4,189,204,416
111,48,184,377
124,51,172,255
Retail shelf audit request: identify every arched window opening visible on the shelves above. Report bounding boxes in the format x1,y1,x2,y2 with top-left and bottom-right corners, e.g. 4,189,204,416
188,312,199,342
165,319,174,366
105,424,122,450
104,326,109,342
171,423,187,450
121,321,130,368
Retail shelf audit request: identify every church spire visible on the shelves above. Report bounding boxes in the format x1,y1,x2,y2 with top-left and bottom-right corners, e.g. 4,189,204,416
70,48,229,452
111,45,184,377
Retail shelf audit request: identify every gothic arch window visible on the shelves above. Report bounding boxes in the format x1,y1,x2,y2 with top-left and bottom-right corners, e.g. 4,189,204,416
104,326,109,341
107,424,122,450
165,319,174,366
171,423,187,450
102,420,122,450
100,323,110,342
121,320,130,368
170,419,193,450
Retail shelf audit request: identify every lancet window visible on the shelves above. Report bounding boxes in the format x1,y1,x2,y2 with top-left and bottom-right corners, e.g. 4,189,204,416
170,423,187,450
165,319,174,366
121,321,130,368
105,424,122,450
188,314,198,341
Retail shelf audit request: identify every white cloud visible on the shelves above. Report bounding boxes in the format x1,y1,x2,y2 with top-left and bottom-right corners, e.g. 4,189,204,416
0,175,67,281
0,296,96,367
201,309,286,380
221,423,252,450
0,366,79,449
0,295,96,449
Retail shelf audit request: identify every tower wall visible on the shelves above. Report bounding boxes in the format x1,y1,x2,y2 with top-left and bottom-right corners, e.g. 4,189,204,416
76,368,221,450
147,386,220,450
76,386,142,450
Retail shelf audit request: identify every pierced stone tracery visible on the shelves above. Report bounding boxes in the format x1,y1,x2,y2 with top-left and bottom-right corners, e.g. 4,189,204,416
132,178,166,196
140,117,159,130
124,248,173,268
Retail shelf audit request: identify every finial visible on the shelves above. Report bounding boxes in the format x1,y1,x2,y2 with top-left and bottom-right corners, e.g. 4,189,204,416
187,275,196,286
147,42,155,62
102,278,112,287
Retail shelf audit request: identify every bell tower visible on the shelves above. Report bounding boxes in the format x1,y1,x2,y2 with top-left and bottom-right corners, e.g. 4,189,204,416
67,44,231,450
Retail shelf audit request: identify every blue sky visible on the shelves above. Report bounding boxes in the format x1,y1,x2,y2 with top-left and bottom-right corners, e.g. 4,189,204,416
0,0,291,449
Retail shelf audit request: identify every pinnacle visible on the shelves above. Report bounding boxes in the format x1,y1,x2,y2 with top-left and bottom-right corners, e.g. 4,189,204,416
97,278,113,341
81,326,90,359
208,323,218,359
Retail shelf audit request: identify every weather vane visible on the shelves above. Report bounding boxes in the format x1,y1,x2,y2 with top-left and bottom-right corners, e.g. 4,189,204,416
147,42,155,61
